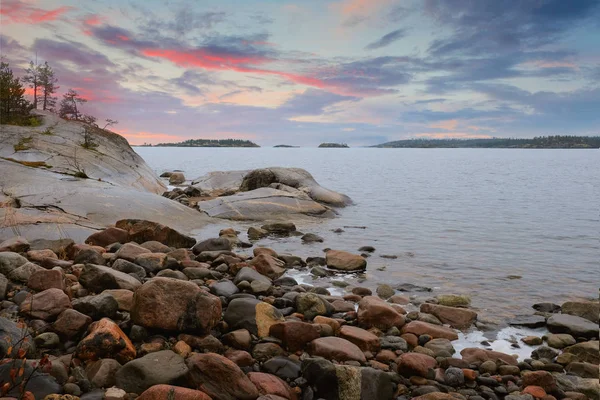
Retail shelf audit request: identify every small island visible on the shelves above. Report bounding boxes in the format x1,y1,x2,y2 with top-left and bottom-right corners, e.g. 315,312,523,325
318,142,349,148
154,138,260,147
373,136,600,149
274,144,299,148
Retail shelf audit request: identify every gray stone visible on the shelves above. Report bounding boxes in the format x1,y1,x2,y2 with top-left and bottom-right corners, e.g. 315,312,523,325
79,263,142,292
547,314,598,339
111,258,146,280
302,233,324,243
210,280,240,297
86,358,122,388
8,262,45,283
380,336,408,352
561,301,599,323
263,356,301,380
0,252,28,275
361,367,394,400
115,350,188,394
72,293,119,320
0,316,36,356
444,367,465,387
34,332,60,348
424,338,455,356
509,314,547,328
0,363,61,399
376,284,395,299
546,333,576,349
234,266,271,285
0,274,8,300
192,238,232,254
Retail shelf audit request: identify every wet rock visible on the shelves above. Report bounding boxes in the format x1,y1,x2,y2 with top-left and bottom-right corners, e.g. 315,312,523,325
376,284,395,299
235,266,272,285
424,338,455,356
302,233,324,243
358,295,405,330
521,370,557,393
460,348,518,366
85,358,122,388
436,294,471,307
137,384,212,400
566,361,599,379
546,314,598,339
261,222,297,235
308,336,366,363
325,250,366,271
396,283,432,292
420,303,477,329
295,292,334,320
186,352,259,400
86,227,130,247
79,263,142,292
397,352,437,377
402,321,458,341
192,237,232,254
75,318,136,363
561,301,599,323
115,219,196,248
115,350,188,394
169,172,185,184
444,367,465,387
248,227,268,240
270,320,320,352
522,336,543,346
339,325,380,352
131,277,221,333
380,335,408,351
72,293,119,320
509,315,547,328
53,309,93,339
20,288,71,321
532,302,561,313
222,329,252,350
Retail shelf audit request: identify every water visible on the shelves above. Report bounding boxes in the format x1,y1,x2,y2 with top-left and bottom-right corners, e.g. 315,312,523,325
136,147,599,324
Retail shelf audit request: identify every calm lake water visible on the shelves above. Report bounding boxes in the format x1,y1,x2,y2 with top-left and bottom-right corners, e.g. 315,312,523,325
136,147,599,323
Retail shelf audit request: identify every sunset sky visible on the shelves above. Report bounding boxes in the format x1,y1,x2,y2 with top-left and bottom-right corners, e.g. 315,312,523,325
2,0,599,146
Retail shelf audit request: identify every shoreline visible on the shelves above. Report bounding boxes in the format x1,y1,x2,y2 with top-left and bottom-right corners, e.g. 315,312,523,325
0,221,597,399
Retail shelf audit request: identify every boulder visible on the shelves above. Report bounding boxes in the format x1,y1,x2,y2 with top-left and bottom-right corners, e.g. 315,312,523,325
301,233,324,243
169,172,185,184
115,350,188,394
358,296,405,330
210,280,240,297
295,292,334,320
247,372,296,400
0,252,28,275
115,219,196,248
224,298,284,337
75,318,136,363
562,341,599,364
19,288,71,321
561,301,599,323
114,242,151,262
307,337,366,363
339,325,380,352
1,316,36,356
52,309,93,339
420,303,477,329
79,263,142,292
131,278,221,333
103,289,134,312
186,352,259,400
72,293,119,320
0,236,30,252
326,250,366,271
234,267,271,285
249,254,286,279
401,321,458,341
547,314,598,339
85,358,122,388
27,268,65,291
134,253,168,274
86,227,130,247
269,321,321,352
192,238,232,254
7,261,44,283
397,352,437,377
137,385,212,400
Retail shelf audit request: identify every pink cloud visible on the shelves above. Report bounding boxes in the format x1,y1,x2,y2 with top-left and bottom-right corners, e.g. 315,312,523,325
1,0,73,24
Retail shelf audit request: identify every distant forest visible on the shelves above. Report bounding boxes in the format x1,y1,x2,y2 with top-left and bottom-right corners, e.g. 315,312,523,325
154,138,260,147
373,136,600,149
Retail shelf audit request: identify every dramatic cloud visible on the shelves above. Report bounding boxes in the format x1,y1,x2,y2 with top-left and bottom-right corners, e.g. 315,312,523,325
1,0,73,24
365,29,406,50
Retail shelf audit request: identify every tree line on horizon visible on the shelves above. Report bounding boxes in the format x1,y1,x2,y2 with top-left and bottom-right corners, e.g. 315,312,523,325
0,60,117,131
153,138,260,147
374,136,600,149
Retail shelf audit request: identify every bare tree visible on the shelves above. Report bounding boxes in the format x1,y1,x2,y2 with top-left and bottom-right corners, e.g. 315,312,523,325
103,119,118,130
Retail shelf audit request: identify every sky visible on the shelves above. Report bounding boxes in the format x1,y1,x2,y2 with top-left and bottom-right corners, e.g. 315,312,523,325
1,0,599,146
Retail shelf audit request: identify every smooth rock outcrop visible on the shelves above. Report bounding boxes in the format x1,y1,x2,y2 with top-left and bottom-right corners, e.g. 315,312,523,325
547,314,598,339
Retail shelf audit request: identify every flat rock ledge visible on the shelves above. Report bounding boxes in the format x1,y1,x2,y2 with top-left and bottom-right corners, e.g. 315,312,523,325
0,226,597,400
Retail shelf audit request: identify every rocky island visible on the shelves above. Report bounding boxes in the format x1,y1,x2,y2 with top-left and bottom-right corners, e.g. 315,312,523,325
154,139,260,148
318,143,349,148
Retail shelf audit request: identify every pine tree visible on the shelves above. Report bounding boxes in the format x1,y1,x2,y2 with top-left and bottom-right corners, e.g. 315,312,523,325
38,62,59,111
22,60,41,109
0,62,33,124
59,89,87,120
